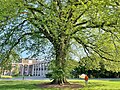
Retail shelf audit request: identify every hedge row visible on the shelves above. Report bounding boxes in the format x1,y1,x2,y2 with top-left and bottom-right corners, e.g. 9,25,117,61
0,75,12,79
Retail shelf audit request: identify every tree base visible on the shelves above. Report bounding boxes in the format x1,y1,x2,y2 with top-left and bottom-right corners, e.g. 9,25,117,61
51,78,70,85
36,83,84,89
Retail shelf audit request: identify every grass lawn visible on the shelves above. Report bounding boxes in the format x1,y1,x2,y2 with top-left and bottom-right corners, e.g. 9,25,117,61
0,79,120,90
70,79,120,90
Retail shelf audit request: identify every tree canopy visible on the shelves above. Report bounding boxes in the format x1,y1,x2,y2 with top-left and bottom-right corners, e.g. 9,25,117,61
0,0,120,84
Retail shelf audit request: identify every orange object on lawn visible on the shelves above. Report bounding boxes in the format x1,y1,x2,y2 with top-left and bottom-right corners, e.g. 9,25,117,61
84,75,88,81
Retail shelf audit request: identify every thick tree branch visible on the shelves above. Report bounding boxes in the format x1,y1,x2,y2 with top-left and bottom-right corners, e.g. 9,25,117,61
30,20,56,45
10,31,45,51
73,0,90,24
71,22,116,35
74,37,120,62
111,34,118,56
1,20,27,51
102,28,120,42
73,10,86,24
66,8,73,22
73,21,88,27
37,1,51,10
27,7,45,15
2,31,45,63
68,0,89,6
87,41,113,56
74,37,93,59
27,7,57,43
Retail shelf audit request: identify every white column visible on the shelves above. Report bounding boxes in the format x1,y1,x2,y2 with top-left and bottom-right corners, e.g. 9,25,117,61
40,64,42,77
27,65,29,75
37,64,39,76
46,63,48,74
22,65,24,76
45,63,47,74
38,63,40,76
41,64,43,77
44,64,46,75
43,63,45,77
39,63,40,76
36,64,37,76
35,64,36,76
32,64,34,76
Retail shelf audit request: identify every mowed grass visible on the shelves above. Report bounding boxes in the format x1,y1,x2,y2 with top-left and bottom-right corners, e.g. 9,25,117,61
0,79,120,90
70,79,120,90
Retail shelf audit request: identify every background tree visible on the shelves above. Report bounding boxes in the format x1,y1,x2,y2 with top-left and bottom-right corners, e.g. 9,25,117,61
12,64,19,76
0,0,120,84
0,50,20,75
74,54,120,78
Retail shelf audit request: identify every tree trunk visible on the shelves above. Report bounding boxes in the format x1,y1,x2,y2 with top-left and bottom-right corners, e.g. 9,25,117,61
51,36,70,85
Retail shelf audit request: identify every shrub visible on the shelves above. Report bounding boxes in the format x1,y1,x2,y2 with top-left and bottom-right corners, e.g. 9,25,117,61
0,75,12,79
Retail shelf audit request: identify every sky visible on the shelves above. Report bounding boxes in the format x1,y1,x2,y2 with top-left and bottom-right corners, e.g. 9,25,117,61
20,51,30,58
20,47,86,61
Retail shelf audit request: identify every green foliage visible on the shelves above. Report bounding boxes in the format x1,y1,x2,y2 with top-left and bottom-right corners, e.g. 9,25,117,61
48,59,79,79
0,75,12,79
0,0,120,83
48,60,67,79
0,50,20,75
12,64,19,76
65,59,79,78
0,0,23,26
74,55,120,78
79,56,101,71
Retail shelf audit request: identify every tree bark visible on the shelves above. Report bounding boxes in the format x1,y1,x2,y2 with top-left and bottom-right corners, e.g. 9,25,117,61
51,36,70,85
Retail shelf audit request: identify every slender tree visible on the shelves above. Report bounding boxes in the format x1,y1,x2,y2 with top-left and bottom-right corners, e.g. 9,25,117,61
0,0,120,84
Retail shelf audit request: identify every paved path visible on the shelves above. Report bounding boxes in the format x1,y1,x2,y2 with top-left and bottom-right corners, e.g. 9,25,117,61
0,76,50,80
70,78,120,80
0,76,120,81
